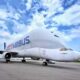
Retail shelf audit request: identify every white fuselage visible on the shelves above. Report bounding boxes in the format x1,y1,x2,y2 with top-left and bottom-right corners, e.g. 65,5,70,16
4,28,80,62
16,48,80,61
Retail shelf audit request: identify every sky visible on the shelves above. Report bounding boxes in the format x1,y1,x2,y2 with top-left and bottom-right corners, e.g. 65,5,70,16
0,0,80,51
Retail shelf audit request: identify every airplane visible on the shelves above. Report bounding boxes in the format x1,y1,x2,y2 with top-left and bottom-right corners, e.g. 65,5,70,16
0,27,80,66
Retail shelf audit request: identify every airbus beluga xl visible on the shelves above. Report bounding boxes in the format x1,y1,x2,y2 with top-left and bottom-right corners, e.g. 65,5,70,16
0,27,80,66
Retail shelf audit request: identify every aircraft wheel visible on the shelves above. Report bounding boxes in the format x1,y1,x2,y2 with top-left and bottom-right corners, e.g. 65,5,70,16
42,62,48,66
6,59,10,63
22,59,26,63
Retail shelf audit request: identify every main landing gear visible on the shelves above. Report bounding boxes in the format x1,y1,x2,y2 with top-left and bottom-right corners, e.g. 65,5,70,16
42,59,55,66
22,57,26,63
42,59,49,66
42,61,48,66
6,59,10,63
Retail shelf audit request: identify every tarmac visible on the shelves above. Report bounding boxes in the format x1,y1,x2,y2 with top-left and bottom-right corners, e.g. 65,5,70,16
0,59,80,80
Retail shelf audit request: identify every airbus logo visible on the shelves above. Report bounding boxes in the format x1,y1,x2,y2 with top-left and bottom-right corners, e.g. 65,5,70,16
7,36,30,49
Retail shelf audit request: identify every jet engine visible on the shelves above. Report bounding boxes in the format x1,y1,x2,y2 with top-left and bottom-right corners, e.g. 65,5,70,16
0,51,17,62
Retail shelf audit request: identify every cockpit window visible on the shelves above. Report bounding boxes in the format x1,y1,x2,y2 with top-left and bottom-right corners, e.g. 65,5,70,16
60,48,73,51
51,32,59,37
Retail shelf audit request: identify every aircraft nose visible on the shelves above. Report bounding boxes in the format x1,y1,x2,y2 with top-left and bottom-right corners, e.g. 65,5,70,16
75,52,80,60
78,52,80,58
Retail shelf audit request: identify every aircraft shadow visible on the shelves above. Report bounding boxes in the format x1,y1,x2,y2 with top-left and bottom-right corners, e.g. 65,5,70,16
0,60,78,71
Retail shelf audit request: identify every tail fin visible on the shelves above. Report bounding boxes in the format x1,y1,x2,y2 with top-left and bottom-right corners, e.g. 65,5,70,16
4,42,6,50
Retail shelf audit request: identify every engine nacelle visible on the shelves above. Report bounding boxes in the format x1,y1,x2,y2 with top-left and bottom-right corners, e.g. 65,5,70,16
5,53,12,60
1,52,12,60
0,51,18,62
